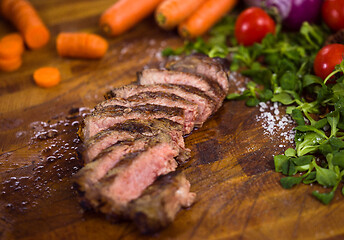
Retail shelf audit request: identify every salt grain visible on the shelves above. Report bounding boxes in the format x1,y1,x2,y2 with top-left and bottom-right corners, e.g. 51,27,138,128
256,102,295,144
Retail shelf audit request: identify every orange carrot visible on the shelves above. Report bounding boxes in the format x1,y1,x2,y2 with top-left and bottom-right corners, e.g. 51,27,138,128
1,0,50,49
155,0,207,30
0,55,22,72
0,33,24,58
178,0,237,38
56,32,108,59
100,0,164,36
33,67,61,88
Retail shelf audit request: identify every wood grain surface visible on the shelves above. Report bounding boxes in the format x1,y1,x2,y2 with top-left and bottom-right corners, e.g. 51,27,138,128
1,1,344,239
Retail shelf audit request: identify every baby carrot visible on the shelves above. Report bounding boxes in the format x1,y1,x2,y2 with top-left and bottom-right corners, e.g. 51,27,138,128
178,0,238,38
1,0,50,49
100,0,164,36
33,67,61,88
155,0,207,30
0,33,24,58
0,55,22,72
56,32,108,59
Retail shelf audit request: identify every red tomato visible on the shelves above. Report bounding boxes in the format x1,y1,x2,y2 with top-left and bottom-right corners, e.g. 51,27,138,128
322,0,344,31
313,44,344,81
235,7,275,46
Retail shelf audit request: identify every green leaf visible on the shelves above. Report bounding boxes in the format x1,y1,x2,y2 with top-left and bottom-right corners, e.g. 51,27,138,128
317,85,332,104
291,109,305,126
258,88,273,101
303,171,316,184
226,93,242,100
279,157,297,176
292,155,313,166
287,161,297,176
300,22,325,49
327,111,339,137
319,143,333,156
280,71,298,91
241,68,273,88
312,191,334,205
296,132,323,156
332,152,344,168
246,97,260,107
313,118,328,129
329,137,344,150
274,155,289,173
285,148,296,157
335,97,344,120
294,125,328,139
272,92,295,105
332,83,344,99
280,176,302,189
303,74,323,88
314,162,338,187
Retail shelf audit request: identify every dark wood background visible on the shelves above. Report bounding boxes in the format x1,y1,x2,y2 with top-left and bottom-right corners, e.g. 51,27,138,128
1,1,344,239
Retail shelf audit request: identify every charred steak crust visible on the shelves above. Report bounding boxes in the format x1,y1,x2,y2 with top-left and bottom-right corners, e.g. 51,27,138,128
82,104,189,139
94,92,198,129
83,118,188,161
165,53,230,94
99,91,197,110
104,84,216,125
85,118,182,148
137,69,225,109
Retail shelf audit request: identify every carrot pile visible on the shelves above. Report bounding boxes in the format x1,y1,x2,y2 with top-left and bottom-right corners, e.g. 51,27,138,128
1,0,50,49
0,33,24,71
99,0,238,38
0,0,238,87
178,0,238,38
100,0,164,36
155,0,207,30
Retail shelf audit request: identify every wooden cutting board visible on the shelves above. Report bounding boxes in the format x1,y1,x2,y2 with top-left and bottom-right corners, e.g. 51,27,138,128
1,1,344,239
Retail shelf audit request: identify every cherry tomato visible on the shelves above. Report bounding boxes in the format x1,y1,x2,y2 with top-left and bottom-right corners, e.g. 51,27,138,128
235,7,276,46
313,44,344,81
322,0,344,31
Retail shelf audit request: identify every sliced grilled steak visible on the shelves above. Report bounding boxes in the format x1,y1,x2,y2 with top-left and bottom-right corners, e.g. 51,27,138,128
105,84,216,126
128,171,195,234
95,92,198,127
166,53,230,94
82,104,192,140
83,118,187,163
75,138,150,205
138,69,225,110
95,133,181,215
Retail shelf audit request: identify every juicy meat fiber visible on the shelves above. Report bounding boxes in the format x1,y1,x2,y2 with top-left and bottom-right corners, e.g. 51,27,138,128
105,84,216,126
138,69,225,109
82,104,190,140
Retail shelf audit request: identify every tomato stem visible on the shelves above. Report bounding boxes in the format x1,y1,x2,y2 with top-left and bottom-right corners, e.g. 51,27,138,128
324,69,340,84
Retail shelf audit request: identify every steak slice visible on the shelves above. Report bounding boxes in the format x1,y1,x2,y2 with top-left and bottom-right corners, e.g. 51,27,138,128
128,171,196,234
81,104,191,140
105,84,216,126
95,92,198,127
94,133,181,215
83,118,186,163
138,69,225,110
166,53,230,94
75,138,150,205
